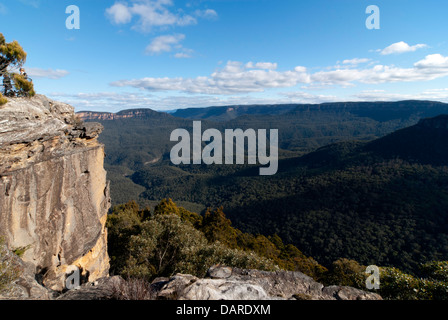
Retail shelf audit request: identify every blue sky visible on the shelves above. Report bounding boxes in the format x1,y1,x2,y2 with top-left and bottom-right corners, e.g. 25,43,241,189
1,0,448,112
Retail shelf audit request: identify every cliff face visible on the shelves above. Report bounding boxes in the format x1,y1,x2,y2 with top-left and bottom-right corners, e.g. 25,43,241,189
0,95,110,295
77,108,172,121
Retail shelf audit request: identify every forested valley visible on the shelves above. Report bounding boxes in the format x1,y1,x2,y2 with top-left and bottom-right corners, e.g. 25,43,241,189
79,101,448,299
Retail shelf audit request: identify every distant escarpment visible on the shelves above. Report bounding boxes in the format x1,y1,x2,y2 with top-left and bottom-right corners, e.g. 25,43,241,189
0,95,110,298
77,109,174,121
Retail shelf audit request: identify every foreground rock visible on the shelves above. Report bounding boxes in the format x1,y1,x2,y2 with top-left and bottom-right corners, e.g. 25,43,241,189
0,95,110,298
56,276,123,300
152,266,382,300
55,266,381,300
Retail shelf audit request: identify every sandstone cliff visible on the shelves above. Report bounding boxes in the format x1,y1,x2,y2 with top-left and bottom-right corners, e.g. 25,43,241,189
0,95,110,298
77,108,173,121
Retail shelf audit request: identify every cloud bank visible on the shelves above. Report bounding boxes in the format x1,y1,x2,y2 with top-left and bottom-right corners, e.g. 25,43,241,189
110,54,448,95
106,0,217,32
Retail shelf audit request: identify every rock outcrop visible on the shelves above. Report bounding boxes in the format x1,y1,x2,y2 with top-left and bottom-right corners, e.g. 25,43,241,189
55,266,381,300
0,95,110,298
151,266,382,300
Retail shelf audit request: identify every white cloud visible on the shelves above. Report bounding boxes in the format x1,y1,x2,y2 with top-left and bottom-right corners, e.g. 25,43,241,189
311,54,448,86
380,41,427,55
414,53,448,69
108,53,448,97
194,9,218,19
27,68,70,79
146,34,185,54
245,62,278,70
281,91,339,103
106,3,133,24
174,52,192,59
49,86,448,113
105,0,216,32
342,58,371,65
353,88,448,102
49,91,155,112
48,91,287,112
111,61,310,94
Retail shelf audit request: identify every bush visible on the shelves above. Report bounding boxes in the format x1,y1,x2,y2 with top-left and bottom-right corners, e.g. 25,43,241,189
420,261,448,282
154,198,203,228
201,207,238,249
181,241,278,277
0,93,7,106
106,201,148,276
123,214,207,279
12,73,35,97
378,266,448,300
322,258,366,289
12,244,32,258
378,267,420,300
122,213,278,280
107,200,280,281
0,239,22,294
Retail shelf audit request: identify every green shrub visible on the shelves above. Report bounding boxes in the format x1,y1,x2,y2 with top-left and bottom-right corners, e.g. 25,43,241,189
182,241,278,277
154,198,203,228
106,201,147,275
322,258,367,289
0,239,22,294
201,207,238,249
420,261,448,282
12,73,35,97
379,266,448,300
107,200,279,281
123,214,207,279
12,244,32,258
122,212,278,280
379,267,421,300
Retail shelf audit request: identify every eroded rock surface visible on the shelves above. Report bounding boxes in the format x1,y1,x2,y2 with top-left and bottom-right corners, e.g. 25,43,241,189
53,266,381,301
0,95,110,298
151,266,382,300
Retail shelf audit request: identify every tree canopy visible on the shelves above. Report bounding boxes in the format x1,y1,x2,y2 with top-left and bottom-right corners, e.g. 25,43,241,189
0,33,27,75
0,32,34,98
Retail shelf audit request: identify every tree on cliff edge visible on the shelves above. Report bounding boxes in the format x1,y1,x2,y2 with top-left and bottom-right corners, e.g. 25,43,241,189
0,32,35,99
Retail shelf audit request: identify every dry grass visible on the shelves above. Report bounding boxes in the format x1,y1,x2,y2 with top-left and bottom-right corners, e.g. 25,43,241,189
0,93,7,106
111,277,156,300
